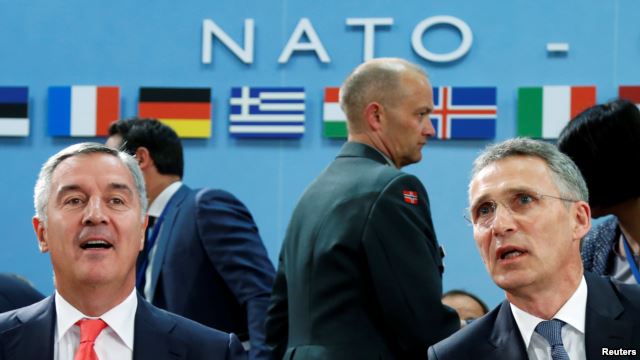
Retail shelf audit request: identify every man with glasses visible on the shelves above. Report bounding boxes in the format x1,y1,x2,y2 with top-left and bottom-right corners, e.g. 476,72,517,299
429,138,640,360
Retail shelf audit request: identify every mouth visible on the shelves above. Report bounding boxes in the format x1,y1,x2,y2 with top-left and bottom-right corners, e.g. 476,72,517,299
496,246,527,261
79,240,113,250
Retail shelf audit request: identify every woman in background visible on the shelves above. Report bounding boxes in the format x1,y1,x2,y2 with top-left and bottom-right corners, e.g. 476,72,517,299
558,99,640,284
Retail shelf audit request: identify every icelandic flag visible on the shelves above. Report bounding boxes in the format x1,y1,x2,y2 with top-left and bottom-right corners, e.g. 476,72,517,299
431,86,497,140
229,86,305,138
48,85,119,137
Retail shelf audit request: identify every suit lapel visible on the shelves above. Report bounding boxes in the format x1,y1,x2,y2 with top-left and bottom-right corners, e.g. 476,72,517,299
584,273,633,359
487,301,528,359
1,297,55,359
133,294,184,360
148,185,190,299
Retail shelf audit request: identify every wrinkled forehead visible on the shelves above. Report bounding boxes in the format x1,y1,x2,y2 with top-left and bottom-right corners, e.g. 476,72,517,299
50,152,135,192
468,156,557,203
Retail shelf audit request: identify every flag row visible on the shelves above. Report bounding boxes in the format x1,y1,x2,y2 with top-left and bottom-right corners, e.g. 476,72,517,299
1,85,639,139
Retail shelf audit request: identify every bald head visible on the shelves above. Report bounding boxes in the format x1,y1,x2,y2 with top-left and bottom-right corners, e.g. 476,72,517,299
340,58,429,134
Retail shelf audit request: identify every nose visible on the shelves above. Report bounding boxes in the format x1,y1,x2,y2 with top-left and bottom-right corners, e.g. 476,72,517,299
423,117,436,138
490,203,517,236
82,198,108,225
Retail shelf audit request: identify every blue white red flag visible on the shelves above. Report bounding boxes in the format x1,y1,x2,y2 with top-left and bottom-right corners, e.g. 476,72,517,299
431,86,497,140
229,86,305,138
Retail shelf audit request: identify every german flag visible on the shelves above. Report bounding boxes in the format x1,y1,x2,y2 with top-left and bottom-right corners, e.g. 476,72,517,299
138,87,211,138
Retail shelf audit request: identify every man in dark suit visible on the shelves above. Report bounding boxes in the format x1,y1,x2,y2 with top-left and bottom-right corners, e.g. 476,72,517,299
429,138,640,360
106,119,275,360
265,58,460,359
0,142,245,359
0,273,44,313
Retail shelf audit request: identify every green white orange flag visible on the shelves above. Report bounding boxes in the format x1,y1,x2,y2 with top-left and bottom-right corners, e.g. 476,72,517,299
517,86,596,139
323,87,347,138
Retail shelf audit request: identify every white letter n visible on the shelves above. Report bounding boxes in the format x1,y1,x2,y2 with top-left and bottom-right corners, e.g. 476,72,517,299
202,19,254,64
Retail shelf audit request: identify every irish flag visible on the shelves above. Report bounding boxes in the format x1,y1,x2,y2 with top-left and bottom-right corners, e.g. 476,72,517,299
323,87,347,138
48,86,120,137
518,86,596,139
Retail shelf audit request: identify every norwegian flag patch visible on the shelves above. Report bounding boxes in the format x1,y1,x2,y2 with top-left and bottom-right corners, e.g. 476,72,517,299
403,190,418,205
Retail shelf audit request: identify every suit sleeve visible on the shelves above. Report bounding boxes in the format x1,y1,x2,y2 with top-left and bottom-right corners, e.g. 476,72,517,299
264,250,288,360
195,189,276,360
362,174,459,354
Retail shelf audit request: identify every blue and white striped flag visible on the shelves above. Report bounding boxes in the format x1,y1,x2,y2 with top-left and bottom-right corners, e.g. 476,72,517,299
229,86,305,138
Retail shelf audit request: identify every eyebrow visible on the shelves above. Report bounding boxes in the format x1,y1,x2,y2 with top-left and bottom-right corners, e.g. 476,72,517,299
469,186,538,211
55,182,134,201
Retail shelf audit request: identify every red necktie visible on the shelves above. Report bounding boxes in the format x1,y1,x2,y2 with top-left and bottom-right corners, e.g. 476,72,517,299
74,319,108,360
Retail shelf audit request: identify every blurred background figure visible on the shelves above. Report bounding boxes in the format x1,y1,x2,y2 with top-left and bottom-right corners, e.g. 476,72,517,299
107,118,274,360
558,99,640,284
0,273,44,313
442,289,488,323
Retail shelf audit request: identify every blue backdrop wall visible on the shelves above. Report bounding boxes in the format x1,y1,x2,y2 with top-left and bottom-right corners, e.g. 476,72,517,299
0,0,637,308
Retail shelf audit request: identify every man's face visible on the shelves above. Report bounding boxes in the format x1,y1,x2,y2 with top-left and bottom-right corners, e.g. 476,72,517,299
468,156,587,294
33,153,145,291
442,294,486,321
380,72,435,168
105,134,122,150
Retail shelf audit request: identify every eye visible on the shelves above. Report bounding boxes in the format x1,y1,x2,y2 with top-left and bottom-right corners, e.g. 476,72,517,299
516,193,535,205
475,202,495,219
63,197,84,206
109,197,125,206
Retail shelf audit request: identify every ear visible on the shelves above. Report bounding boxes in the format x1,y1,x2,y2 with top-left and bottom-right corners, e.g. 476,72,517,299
134,147,153,171
33,217,49,253
139,215,148,251
363,102,384,131
572,201,591,243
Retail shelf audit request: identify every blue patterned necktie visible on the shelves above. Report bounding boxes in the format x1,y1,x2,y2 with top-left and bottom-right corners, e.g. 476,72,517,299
534,319,570,360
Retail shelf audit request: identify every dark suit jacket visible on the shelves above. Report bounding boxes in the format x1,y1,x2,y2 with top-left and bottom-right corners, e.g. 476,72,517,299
266,142,460,360
144,185,275,360
0,294,247,359
581,216,620,276
0,274,44,313
428,272,640,360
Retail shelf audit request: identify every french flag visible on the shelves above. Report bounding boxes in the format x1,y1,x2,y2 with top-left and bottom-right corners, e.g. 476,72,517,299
48,86,120,137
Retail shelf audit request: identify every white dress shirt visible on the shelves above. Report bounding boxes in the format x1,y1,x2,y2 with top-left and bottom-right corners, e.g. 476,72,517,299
144,181,182,300
54,288,137,360
510,276,587,360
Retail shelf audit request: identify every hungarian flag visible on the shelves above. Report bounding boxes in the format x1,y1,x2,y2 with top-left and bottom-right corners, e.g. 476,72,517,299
0,86,28,137
48,86,119,137
518,86,596,139
138,87,211,138
619,86,640,107
323,87,347,138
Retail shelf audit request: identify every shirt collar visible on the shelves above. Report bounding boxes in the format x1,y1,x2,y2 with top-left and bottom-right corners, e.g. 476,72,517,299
55,288,138,350
147,181,182,217
510,276,587,348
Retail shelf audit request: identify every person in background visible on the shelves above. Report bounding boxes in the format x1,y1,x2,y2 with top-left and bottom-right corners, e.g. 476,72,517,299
558,99,640,284
106,118,275,360
266,58,460,359
429,138,640,360
0,273,45,313
0,143,245,359
442,289,488,323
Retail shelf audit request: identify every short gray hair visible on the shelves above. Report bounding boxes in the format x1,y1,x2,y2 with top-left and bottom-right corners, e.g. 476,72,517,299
34,142,148,223
340,58,428,125
470,138,588,202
